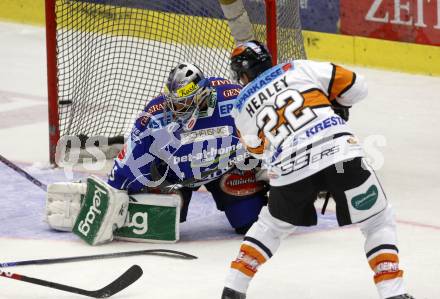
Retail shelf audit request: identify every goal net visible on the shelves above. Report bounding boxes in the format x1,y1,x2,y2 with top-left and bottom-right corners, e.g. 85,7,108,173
45,0,305,164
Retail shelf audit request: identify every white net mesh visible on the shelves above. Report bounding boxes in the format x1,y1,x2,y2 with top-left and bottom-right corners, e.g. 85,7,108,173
52,0,305,145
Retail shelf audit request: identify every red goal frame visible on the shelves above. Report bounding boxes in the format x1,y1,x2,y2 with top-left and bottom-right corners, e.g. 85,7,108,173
45,0,60,165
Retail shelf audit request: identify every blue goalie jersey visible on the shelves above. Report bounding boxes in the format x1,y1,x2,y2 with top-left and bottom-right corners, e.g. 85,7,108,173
107,78,249,193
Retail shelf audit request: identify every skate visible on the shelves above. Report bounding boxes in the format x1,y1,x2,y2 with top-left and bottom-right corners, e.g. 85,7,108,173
386,294,415,299
221,287,246,299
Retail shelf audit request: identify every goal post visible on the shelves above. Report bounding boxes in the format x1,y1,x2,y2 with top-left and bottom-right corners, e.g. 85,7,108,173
265,0,278,64
45,0,306,165
45,0,60,165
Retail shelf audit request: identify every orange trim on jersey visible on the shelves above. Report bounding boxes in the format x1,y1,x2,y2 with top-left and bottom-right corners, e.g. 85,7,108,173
368,253,399,270
271,91,329,133
244,91,329,155
245,130,267,155
240,89,330,155
328,65,356,102
301,89,331,108
374,270,404,284
236,128,266,155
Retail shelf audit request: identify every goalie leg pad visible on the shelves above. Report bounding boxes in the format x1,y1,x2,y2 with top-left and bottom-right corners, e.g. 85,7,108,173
114,193,181,243
46,179,181,244
46,181,86,231
72,176,129,245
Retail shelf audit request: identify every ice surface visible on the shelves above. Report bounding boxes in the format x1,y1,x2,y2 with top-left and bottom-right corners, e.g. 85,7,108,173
1,21,440,298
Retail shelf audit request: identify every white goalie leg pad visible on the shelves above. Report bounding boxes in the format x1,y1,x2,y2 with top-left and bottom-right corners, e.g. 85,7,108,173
46,181,87,231
114,193,181,243
220,0,254,44
47,179,181,244
72,176,129,245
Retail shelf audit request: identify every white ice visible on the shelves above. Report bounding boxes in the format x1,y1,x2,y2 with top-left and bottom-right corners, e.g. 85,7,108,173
1,22,440,298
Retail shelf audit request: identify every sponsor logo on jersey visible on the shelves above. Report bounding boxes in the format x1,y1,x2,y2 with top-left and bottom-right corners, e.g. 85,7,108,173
219,99,235,117
180,125,232,144
351,185,378,210
305,116,345,137
173,142,243,164
139,102,166,127
132,127,141,137
223,88,241,98
210,79,232,87
138,112,172,130
277,145,341,176
236,65,285,111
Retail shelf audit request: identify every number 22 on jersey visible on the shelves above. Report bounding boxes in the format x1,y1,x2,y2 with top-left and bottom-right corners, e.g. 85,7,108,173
256,89,317,148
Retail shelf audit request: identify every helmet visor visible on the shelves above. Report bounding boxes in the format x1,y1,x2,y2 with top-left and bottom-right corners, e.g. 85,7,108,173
166,79,211,122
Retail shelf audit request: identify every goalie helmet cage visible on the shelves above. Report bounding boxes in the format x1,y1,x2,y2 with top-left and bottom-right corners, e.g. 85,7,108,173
45,0,306,165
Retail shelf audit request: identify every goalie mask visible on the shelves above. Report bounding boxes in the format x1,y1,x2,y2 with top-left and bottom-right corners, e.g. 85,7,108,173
230,40,273,85
165,63,212,131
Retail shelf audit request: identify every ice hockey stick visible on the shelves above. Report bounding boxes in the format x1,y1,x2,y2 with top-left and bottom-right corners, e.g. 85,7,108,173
0,248,197,268
0,154,217,192
0,154,47,191
0,264,143,298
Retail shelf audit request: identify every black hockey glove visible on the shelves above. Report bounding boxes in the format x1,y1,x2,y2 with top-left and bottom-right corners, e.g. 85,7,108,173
332,101,351,121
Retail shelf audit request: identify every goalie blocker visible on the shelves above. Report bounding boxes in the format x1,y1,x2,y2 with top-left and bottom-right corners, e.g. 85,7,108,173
46,176,181,245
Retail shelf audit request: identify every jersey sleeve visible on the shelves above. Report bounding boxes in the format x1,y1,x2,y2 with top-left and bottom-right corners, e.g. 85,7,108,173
216,80,264,158
240,130,264,158
107,97,168,193
299,60,368,107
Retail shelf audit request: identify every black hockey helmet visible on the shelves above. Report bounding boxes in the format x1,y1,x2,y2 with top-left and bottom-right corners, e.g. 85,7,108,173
230,40,273,85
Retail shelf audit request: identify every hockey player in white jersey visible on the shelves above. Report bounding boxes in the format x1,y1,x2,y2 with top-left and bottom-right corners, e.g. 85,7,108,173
221,41,414,299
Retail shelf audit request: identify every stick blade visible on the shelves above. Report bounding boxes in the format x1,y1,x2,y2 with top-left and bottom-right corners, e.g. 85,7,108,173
90,265,143,298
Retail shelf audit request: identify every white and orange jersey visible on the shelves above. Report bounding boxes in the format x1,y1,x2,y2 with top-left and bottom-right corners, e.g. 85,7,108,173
232,60,368,186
